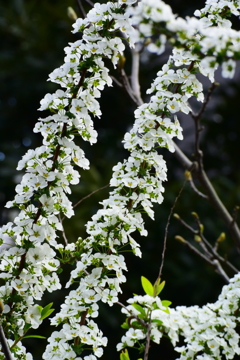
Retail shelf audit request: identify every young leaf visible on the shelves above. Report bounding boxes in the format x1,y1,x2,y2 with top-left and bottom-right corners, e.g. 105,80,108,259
131,303,146,317
161,300,172,307
40,308,55,321
40,302,55,320
155,280,165,296
23,335,46,339
141,276,154,296
120,349,130,360
121,320,130,329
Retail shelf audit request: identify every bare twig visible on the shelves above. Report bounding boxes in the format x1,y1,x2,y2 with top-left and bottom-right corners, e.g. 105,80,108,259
120,68,140,105
158,179,187,279
189,178,208,199
200,233,239,274
73,184,109,209
61,184,109,222
58,215,68,245
198,168,240,251
131,47,143,106
213,259,230,283
0,325,13,360
111,75,123,88
83,0,94,7
76,0,87,17
176,237,229,282
174,143,240,250
144,312,152,360
191,82,218,122
175,213,239,276
174,215,198,234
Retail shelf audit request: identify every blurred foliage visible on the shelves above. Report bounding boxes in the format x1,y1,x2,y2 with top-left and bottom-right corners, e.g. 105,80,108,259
1,1,240,359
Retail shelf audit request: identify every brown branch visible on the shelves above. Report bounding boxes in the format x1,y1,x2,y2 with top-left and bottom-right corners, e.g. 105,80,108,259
0,325,13,360
116,302,147,329
83,0,94,6
131,47,143,106
175,213,239,276
191,82,218,122
58,215,68,245
76,0,87,18
73,184,109,209
189,178,208,199
120,68,140,106
61,184,109,223
144,312,152,360
200,233,239,274
158,179,187,279
174,144,240,251
176,236,229,283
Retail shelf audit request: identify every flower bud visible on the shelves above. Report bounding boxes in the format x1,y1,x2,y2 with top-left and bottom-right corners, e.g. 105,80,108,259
217,232,226,242
67,7,78,21
194,235,201,242
175,235,186,243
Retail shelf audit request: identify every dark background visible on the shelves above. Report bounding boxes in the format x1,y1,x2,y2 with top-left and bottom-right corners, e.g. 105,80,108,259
1,1,240,359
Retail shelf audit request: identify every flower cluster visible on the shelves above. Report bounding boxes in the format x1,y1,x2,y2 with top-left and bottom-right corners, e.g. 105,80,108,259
129,0,240,81
0,0,240,359
118,273,240,360
0,1,138,359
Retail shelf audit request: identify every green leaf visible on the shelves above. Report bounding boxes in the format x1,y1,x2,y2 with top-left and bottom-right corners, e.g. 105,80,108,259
161,300,172,307
40,303,55,320
36,306,43,313
121,320,130,330
141,276,154,296
40,309,54,320
120,349,130,360
131,303,146,317
155,280,165,296
23,335,46,339
162,308,170,314
151,319,163,326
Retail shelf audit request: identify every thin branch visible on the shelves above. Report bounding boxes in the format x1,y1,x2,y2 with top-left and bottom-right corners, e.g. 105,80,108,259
111,75,123,88
173,143,240,250
191,82,218,122
177,237,229,282
174,215,198,234
131,47,143,106
189,178,208,199
158,179,187,279
144,312,152,360
58,215,68,245
200,233,239,274
73,184,109,209
0,325,13,360
83,0,94,6
174,143,194,169
175,211,239,274
76,0,87,18
198,168,240,251
116,302,147,328
61,184,109,222
120,68,140,105
212,259,230,283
